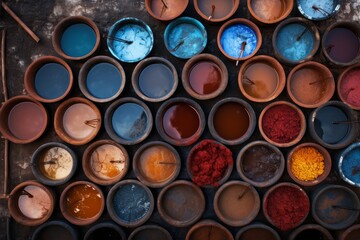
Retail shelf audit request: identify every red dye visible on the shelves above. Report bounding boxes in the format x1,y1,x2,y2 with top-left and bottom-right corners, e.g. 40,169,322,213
189,140,233,187
266,186,309,231
262,105,301,143
340,68,360,107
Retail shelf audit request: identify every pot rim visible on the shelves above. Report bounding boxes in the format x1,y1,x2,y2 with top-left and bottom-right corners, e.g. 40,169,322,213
337,63,360,110
193,0,240,23
144,0,189,21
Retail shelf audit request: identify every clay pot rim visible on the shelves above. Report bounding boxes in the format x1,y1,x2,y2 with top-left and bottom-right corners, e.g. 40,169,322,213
164,17,207,59
340,224,360,240
186,139,233,188
128,224,172,240
155,97,205,146
145,0,189,21
107,17,154,63
235,223,281,240
288,224,334,240
263,182,310,231
321,21,360,67
104,97,153,145
247,0,294,24
133,141,181,188
32,220,78,240
311,185,360,230
272,17,320,66
54,97,101,146
208,97,256,145
31,142,78,186
193,0,240,23
78,55,126,103
0,95,48,144
157,180,205,227
236,140,285,188
337,63,360,110
338,142,360,187
238,55,286,103
52,16,100,61
258,101,306,148
182,53,228,100
308,101,357,150
296,0,341,21
84,221,126,240
8,180,55,226
185,219,234,240
131,57,179,102
214,180,260,227
106,179,155,228
287,142,332,187
217,18,262,62
287,61,335,108
24,56,74,103
82,140,130,186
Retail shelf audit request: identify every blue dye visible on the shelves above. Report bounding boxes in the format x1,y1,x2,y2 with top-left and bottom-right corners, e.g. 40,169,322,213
60,23,96,57
34,63,70,99
276,23,314,61
298,0,336,20
112,184,151,222
342,148,360,183
112,103,148,141
314,106,349,144
220,24,257,58
86,62,122,99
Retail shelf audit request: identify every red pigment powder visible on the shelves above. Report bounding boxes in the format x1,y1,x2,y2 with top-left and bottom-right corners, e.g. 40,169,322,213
340,68,360,107
262,105,301,143
266,186,309,231
189,140,233,187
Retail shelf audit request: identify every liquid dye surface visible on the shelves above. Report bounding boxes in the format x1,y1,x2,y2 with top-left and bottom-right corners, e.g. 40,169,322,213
35,63,70,100
139,63,174,98
189,226,230,240
214,102,249,140
197,0,234,19
36,225,73,240
39,147,73,180
340,68,360,107
162,103,200,140
86,62,122,99
298,0,337,19
8,102,45,140
325,28,359,63
61,23,96,57
18,185,51,219
87,227,123,240
251,0,286,21
131,228,168,240
314,106,349,144
294,229,326,240
189,61,221,95
112,103,148,141
276,23,314,61
150,0,188,20
341,147,360,184
238,228,278,240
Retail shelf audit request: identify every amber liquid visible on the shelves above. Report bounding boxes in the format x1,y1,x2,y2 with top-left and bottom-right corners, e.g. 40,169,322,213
189,61,221,95
251,0,286,21
189,226,231,240
197,0,234,19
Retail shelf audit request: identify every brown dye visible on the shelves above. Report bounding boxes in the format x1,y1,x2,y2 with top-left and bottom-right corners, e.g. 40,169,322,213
8,101,45,140
197,0,234,19
131,228,169,240
251,0,286,21
18,185,51,219
189,226,231,240
213,102,249,140
238,228,278,240
151,0,188,19
188,61,221,95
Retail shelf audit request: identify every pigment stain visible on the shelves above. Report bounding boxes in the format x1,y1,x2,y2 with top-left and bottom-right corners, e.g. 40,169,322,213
189,61,221,95
251,0,286,21
197,0,234,19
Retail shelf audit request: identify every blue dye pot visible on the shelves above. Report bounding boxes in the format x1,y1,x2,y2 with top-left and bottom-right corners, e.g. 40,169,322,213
297,0,341,21
338,142,360,187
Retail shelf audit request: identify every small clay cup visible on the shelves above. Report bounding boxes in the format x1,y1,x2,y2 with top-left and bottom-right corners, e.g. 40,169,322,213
24,56,73,103
337,63,360,110
133,141,181,188
186,219,234,240
238,55,286,102
338,142,360,187
182,53,228,100
31,142,78,186
54,97,101,145
84,221,126,240
297,0,341,21
259,101,306,148
82,140,129,186
217,18,262,62
157,180,205,227
132,57,178,102
128,225,172,240
338,224,360,240
8,180,55,226
145,0,189,21
79,55,126,103
214,181,260,227
32,220,78,240
248,0,294,24
236,141,285,188
235,223,281,240
289,224,334,240
60,181,104,226
287,142,332,187
0,95,48,144
52,16,100,61
193,0,240,23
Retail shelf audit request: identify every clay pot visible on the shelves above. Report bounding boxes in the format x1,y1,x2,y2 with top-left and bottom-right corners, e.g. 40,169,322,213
182,53,228,100
193,0,240,23
24,56,73,103
52,16,100,60
248,0,294,24
288,224,334,240
238,55,285,102
186,220,234,240
297,0,341,21
0,95,48,144
32,220,78,240
145,0,189,21
235,223,280,240
157,180,205,227
338,142,360,187
337,63,360,110
84,221,126,240
338,224,360,240
128,225,172,240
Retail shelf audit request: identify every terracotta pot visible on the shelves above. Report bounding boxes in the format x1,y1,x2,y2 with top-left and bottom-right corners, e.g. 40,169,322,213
145,0,189,21
338,224,360,240
235,223,280,240
186,219,234,240
297,0,341,21
84,221,126,240
288,224,334,240
182,53,228,100
248,0,294,24
193,0,240,23
128,225,172,240
337,63,360,110
32,220,78,240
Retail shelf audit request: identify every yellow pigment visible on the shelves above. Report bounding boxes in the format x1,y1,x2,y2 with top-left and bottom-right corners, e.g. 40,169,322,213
291,147,325,181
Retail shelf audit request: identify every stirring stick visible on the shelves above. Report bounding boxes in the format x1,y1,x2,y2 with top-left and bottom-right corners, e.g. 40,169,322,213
160,0,168,8
208,5,216,20
158,161,178,165
296,26,309,41
312,5,331,16
332,205,360,211
106,35,133,44
40,160,57,165
21,189,33,198
84,119,100,128
238,188,249,200
243,76,256,85
171,40,184,51
308,80,323,85
236,41,247,66
109,160,126,164
332,120,360,125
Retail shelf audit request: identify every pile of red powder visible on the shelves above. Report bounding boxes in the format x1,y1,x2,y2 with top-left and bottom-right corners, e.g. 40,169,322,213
262,104,301,143
189,139,233,187
340,68,360,107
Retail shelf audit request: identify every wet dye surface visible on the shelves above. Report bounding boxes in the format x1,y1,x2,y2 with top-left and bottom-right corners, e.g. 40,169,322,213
340,67,360,107
341,147,360,184
189,226,231,240
189,61,221,95
39,147,73,180
150,0,188,20
251,0,286,21
18,185,51,219
197,0,234,19
87,227,123,240
298,0,337,20
35,225,73,240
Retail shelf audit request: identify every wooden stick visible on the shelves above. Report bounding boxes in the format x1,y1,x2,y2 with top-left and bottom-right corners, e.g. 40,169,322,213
1,2,40,43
